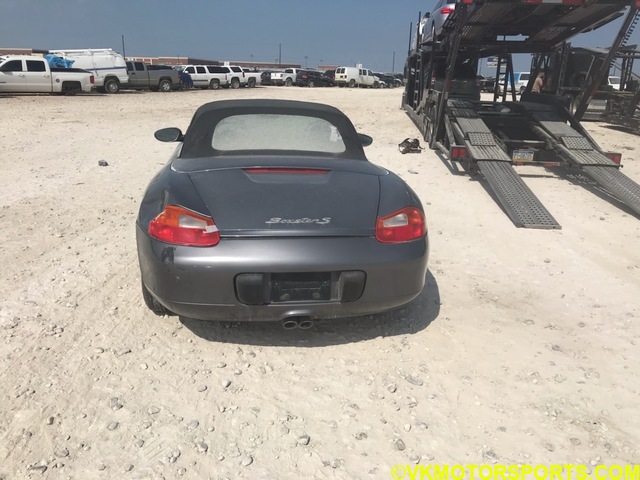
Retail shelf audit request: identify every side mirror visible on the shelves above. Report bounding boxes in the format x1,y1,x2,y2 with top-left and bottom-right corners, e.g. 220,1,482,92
358,133,373,147
154,127,184,142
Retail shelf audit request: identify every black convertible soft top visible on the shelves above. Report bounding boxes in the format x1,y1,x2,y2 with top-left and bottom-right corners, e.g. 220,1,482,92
180,99,368,160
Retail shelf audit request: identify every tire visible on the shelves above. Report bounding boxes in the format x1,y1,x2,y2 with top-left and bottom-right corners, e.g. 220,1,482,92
348,79,356,88
210,79,220,90
285,77,293,87
308,80,315,88
230,78,240,89
158,79,172,92
104,78,120,94
141,281,175,316
247,78,256,88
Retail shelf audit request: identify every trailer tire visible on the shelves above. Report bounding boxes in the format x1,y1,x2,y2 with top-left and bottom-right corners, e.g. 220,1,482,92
104,78,120,94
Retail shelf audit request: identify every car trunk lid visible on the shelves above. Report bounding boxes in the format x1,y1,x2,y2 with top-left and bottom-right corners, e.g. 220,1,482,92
188,166,380,237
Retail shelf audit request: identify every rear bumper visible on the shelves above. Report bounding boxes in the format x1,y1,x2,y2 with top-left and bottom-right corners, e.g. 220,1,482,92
137,225,429,322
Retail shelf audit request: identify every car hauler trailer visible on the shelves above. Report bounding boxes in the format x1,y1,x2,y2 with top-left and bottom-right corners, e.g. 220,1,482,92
532,43,640,121
403,0,640,229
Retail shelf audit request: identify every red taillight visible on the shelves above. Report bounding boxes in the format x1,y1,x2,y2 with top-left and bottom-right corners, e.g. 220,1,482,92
243,168,329,174
441,6,454,14
90,75,95,84
375,207,426,243
605,152,622,165
450,145,467,159
148,205,220,247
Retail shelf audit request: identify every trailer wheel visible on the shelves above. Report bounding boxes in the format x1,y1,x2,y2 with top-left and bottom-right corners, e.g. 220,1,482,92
104,78,120,94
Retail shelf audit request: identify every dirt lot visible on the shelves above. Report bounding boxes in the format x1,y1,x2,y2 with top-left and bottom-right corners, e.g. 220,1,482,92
1,86,639,479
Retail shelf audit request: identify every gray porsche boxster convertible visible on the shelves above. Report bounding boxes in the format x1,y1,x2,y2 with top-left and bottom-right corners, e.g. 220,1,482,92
136,99,429,327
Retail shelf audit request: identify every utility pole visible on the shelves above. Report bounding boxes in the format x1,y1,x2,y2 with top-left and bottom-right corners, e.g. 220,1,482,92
122,35,126,60
278,44,281,67
392,51,395,73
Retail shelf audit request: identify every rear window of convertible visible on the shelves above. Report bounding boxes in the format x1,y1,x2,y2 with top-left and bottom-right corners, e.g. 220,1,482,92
211,114,346,153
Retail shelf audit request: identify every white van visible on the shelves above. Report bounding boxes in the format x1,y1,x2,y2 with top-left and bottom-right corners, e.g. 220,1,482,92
49,48,128,93
334,65,376,88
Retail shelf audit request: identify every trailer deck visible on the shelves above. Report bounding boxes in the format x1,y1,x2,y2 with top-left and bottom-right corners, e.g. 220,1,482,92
404,0,640,228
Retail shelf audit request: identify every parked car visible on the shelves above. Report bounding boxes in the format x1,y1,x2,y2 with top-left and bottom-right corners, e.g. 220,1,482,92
0,55,94,94
334,66,377,88
49,48,128,94
477,75,496,92
261,70,276,86
374,73,397,88
241,68,261,87
271,68,302,86
137,99,429,326
608,75,621,90
295,70,334,87
323,69,336,81
125,61,180,92
498,71,531,94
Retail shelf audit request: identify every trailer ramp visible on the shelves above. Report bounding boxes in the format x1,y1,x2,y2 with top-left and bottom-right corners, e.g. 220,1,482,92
532,111,640,216
451,101,561,229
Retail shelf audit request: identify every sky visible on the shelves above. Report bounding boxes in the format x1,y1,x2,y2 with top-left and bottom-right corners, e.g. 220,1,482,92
2,0,638,74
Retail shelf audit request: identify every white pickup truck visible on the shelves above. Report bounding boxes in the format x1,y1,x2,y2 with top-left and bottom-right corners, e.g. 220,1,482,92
0,55,94,94
241,68,261,87
271,68,302,86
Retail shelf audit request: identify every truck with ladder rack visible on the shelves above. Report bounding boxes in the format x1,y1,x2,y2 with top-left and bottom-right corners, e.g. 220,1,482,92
403,0,640,229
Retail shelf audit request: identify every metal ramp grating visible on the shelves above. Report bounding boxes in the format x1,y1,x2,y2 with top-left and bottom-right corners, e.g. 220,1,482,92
457,117,492,134
583,166,640,216
561,136,593,150
478,161,561,229
469,145,512,161
468,132,496,146
539,120,581,137
451,108,477,118
566,150,616,166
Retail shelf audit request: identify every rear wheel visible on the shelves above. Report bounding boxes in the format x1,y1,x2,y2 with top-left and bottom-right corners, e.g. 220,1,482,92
141,282,175,316
308,80,315,88
247,78,256,88
348,79,356,88
104,78,120,94
158,79,172,92
210,79,220,89
230,78,240,89
285,77,293,87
